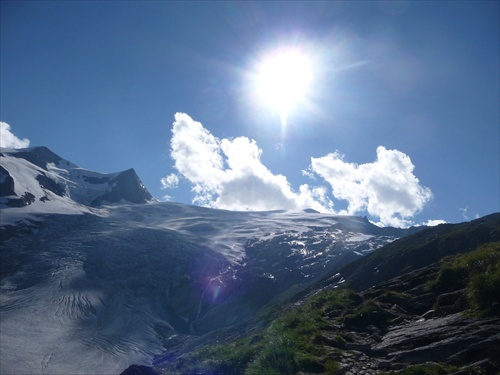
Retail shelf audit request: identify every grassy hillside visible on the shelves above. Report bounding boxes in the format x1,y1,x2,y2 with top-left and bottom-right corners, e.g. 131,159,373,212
161,242,499,374
155,214,500,375
338,213,500,291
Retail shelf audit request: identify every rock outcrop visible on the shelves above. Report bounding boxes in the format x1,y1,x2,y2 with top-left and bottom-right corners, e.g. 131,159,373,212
330,262,500,373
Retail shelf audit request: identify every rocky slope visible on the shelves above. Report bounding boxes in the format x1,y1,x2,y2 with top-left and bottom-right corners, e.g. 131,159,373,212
327,249,500,375
151,214,500,375
337,213,500,291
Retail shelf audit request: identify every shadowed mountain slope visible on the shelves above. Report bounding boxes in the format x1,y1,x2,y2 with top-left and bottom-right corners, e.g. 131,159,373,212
337,213,500,291
155,213,500,375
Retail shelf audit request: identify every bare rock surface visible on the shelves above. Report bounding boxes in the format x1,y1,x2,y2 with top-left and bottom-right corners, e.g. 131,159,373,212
374,314,500,365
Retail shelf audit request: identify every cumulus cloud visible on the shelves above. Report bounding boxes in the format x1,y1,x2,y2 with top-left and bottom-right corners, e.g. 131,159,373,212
0,122,30,148
163,113,435,227
309,146,432,227
160,173,180,189
160,194,173,202
424,219,447,226
165,113,332,212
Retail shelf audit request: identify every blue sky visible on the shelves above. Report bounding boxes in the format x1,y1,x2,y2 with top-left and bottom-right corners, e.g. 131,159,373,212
1,1,498,226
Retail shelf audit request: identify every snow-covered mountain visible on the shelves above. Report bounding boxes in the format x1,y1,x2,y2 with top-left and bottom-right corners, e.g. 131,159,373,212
0,146,153,224
0,147,424,375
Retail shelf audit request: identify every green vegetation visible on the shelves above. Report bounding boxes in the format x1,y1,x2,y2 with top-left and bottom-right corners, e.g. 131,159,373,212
164,218,500,375
174,288,361,374
196,338,261,375
340,213,500,291
173,239,500,374
429,242,500,316
245,335,300,375
235,288,362,374
378,290,411,304
343,299,390,328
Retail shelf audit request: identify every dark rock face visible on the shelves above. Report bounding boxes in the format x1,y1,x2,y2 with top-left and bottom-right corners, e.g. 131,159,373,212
5,192,36,207
120,365,160,375
0,165,15,197
90,168,153,206
10,146,63,170
82,175,110,184
36,173,66,196
374,314,500,365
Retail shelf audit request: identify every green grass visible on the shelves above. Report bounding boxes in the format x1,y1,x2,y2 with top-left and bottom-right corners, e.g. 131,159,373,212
167,240,500,374
429,242,500,316
173,288,361,374
342,299,390,328
245,335,299,375
245,288,360,374
196,338,261,375
378,290,411,304
340,213,500,291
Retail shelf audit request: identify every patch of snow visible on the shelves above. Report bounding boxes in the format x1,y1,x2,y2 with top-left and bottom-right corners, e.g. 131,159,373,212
345,233,374,242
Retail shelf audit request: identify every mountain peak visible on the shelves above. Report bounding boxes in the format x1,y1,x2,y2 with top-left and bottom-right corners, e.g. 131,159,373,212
4,146,67,170
0,146,154,217
90,167,153,206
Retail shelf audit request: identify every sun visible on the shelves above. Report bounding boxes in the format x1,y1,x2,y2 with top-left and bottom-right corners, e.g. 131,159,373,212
253,47,313,125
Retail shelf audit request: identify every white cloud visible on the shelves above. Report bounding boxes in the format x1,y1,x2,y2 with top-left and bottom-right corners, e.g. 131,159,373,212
309,146,432,227
458,206,479,221
301,168,316,180
165,113,332,212
459,206,470,220
0,122,30,148
423,219,447,226
160,173,180,189
164,113,436,227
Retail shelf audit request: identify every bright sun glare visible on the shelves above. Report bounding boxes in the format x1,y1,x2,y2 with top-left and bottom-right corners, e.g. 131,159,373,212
254,48,313,125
